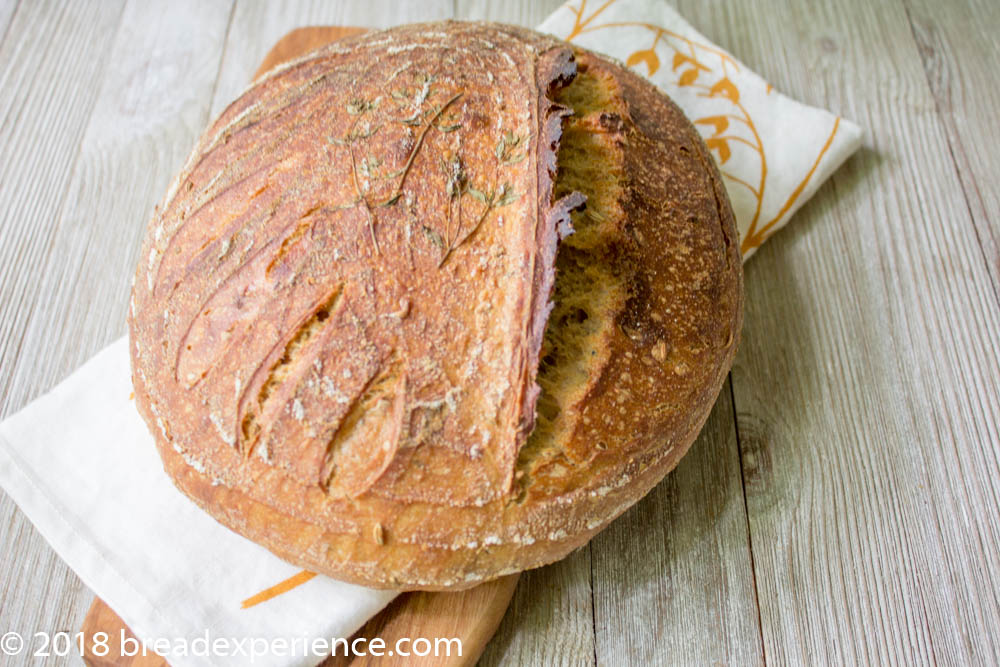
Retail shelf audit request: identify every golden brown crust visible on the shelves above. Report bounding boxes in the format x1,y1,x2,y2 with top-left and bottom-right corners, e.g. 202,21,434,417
128,22,742,590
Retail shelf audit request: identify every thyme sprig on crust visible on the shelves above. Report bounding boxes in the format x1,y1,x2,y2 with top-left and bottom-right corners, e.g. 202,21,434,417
333,88,463,254
438,176,521,268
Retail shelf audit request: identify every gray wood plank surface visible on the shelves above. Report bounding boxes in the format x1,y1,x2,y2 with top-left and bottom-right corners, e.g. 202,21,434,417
686,0,1000,663
458,0,562,26
482,548,596,666
904,0,1000,299
0,0,126,412
0,2,128,664
2,1,1000,666
0,0,19,43
0,1,234,664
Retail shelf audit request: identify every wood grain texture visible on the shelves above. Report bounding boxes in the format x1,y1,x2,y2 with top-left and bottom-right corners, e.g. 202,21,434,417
456,0,563,26
80,602,166,667
0,1,234,665
2,1,1000,666
324,575,519,667
676,0,1000,663
0,0,19,43
0,2,127,664
0,0,125,412
903,0,1000,301
481,547,596,666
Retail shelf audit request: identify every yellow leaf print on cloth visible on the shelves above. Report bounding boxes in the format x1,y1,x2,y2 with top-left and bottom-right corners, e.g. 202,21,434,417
542,0,862,259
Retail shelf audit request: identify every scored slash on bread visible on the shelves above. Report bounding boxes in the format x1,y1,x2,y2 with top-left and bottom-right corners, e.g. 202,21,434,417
128,21,743,590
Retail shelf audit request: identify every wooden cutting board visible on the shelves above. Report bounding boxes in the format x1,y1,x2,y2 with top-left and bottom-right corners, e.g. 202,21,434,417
79,25,520,666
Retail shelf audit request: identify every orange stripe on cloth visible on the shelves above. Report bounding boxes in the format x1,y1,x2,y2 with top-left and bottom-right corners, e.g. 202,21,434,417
241,570,317,609
741,117,841,254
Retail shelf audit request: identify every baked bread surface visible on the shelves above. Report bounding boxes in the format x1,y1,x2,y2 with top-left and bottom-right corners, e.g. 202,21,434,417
128,21,743,590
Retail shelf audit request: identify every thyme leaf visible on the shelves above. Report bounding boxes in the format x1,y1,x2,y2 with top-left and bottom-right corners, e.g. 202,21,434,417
422,225,445,248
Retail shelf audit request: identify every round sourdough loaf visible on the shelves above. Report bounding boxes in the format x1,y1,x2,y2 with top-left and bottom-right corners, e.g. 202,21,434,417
128,21,742,590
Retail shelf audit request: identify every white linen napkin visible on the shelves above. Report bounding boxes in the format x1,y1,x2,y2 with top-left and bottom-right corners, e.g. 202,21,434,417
0,2,861,666
0,338,396,667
